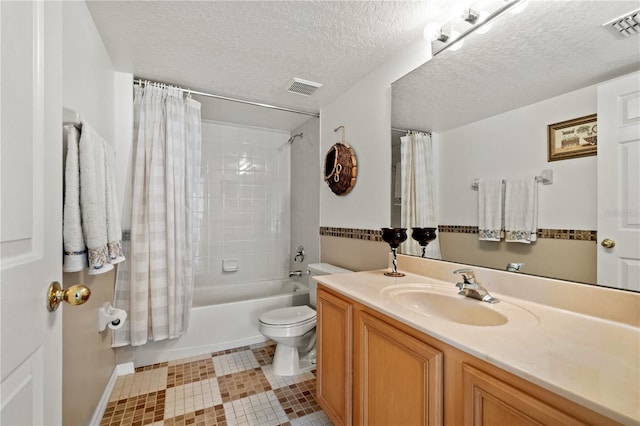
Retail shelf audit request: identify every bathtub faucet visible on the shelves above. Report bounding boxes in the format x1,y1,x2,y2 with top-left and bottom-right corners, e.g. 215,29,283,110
289,270,305,277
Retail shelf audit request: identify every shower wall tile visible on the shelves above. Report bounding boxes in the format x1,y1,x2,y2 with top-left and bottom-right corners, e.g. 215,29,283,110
195,121,290,287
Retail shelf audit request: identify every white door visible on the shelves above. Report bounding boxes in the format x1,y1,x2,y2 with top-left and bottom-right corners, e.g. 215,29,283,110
597,71,640,291
1,1,63,424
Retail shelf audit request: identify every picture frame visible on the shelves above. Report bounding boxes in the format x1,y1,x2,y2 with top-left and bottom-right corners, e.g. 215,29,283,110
547,114,597,162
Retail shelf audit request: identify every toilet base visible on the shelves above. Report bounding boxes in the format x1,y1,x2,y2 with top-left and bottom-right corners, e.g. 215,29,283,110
271,344,316,376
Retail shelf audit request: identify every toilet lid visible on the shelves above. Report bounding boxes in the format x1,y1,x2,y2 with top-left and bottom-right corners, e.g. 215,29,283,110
259,306,316,326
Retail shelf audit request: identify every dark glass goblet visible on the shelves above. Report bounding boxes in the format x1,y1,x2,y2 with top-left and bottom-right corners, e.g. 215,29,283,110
381,227,408,277
411,227,437,258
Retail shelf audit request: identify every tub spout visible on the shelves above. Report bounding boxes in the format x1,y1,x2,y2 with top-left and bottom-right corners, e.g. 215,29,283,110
289,270,303,277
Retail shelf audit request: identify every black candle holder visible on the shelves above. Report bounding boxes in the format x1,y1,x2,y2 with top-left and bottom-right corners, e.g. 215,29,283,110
411,227,437,258
381,227,407,277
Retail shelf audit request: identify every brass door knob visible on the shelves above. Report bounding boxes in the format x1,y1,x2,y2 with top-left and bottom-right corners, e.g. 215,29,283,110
47,281,91,312
601,238,615,249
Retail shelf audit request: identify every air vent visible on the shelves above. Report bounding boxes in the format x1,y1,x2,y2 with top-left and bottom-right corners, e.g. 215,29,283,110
604,9,640,39
285,78,323,97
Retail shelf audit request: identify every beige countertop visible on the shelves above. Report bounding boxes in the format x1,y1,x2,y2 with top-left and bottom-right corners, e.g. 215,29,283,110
315,269,640,425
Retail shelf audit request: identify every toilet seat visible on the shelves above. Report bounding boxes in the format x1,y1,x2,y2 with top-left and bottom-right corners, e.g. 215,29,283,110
259,306,316,326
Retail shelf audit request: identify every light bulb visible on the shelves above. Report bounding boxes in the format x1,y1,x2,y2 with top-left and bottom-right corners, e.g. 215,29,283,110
449,31,464,51
450,1,471,22
423,22,442,41
475,10,494,34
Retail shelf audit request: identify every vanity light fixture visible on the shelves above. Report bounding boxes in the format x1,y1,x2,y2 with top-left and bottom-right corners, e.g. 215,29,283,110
463,8,481,25
423,22,443,41
425,0,527,56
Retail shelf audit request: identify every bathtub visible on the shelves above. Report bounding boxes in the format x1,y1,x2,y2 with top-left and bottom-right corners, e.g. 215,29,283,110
133,279,310,367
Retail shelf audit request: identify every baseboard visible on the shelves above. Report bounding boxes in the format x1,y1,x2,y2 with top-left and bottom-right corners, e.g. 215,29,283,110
88,363,134,426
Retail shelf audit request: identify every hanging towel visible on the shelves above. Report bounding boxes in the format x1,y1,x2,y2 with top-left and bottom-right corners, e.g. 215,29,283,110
504,177,538,243
78,121,125,274
478,178,504,241
63,125,89,272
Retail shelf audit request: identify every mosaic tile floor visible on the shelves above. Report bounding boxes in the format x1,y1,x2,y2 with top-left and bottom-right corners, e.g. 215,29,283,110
101,341,333,426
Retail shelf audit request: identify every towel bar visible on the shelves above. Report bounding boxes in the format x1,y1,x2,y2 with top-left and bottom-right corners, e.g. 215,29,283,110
472,169,553,189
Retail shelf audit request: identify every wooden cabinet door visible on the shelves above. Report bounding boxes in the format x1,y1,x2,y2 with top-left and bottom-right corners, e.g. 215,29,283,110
356,311,443,426
316,288,353,426
462,364,587,426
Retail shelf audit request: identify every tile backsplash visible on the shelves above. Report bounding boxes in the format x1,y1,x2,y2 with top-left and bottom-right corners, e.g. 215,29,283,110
194,121,291,287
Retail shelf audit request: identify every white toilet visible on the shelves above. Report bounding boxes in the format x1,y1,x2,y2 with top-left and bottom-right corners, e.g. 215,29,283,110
258,263,351,376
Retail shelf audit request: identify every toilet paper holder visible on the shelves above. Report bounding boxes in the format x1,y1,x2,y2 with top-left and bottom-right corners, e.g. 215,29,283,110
98,303,127,332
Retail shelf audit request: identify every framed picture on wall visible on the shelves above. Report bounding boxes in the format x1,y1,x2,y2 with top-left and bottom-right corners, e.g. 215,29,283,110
547,114,597,162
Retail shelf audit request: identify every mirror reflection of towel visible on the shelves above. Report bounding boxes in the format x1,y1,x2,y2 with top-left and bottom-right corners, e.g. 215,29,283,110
478,178,503,241
505,177,538,243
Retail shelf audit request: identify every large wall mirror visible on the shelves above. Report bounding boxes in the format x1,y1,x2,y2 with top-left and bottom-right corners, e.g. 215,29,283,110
391,1,640,291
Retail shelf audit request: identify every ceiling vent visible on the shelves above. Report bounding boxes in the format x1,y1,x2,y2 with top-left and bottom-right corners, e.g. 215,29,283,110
286,78,323,97
604,9,640,39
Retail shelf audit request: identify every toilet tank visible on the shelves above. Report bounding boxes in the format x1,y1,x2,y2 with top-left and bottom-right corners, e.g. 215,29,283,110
307,263,352,307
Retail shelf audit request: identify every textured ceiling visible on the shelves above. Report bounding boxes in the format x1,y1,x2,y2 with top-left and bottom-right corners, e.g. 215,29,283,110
392,1,640,133
87,0,454,130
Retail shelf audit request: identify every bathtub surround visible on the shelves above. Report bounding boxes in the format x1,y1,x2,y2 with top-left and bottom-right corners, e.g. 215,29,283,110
113,83,202,347
194,121,291,288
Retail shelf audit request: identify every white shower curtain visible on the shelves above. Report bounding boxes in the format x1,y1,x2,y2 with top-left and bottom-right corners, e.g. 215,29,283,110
400,132,442,259
113,83,201,347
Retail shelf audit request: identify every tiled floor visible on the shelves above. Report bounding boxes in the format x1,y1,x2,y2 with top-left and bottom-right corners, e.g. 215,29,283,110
101,342,333,426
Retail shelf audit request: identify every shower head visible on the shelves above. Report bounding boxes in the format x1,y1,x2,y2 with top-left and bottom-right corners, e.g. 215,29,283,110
287,133,304,144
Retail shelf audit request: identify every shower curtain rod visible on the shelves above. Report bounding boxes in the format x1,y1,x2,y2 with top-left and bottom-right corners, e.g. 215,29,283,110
134,78,320,118
391,127,431,135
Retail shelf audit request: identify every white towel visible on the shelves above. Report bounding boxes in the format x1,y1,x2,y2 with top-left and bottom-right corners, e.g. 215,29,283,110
79,121,124,274
63,125,89,272
505,177,538,243
478,178,503,241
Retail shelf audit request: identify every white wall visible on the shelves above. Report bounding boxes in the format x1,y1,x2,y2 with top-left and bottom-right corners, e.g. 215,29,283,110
195,121,291,287
319,39,432,229
439,84,597,230
114,72,134,229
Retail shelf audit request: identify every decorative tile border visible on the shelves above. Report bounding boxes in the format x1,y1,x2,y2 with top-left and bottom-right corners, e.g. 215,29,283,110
320,226,596,242
537,229,597,241
438,225,479,234
319,227,383,242
438,225,597,241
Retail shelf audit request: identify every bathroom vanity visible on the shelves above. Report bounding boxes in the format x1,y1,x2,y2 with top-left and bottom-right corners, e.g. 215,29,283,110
314,262,639,426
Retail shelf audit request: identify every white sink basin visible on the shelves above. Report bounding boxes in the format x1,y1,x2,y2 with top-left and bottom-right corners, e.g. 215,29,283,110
381,284,538,327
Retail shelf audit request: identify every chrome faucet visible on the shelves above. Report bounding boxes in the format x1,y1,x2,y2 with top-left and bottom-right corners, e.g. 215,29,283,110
453,269,499,304
289,270,304,277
